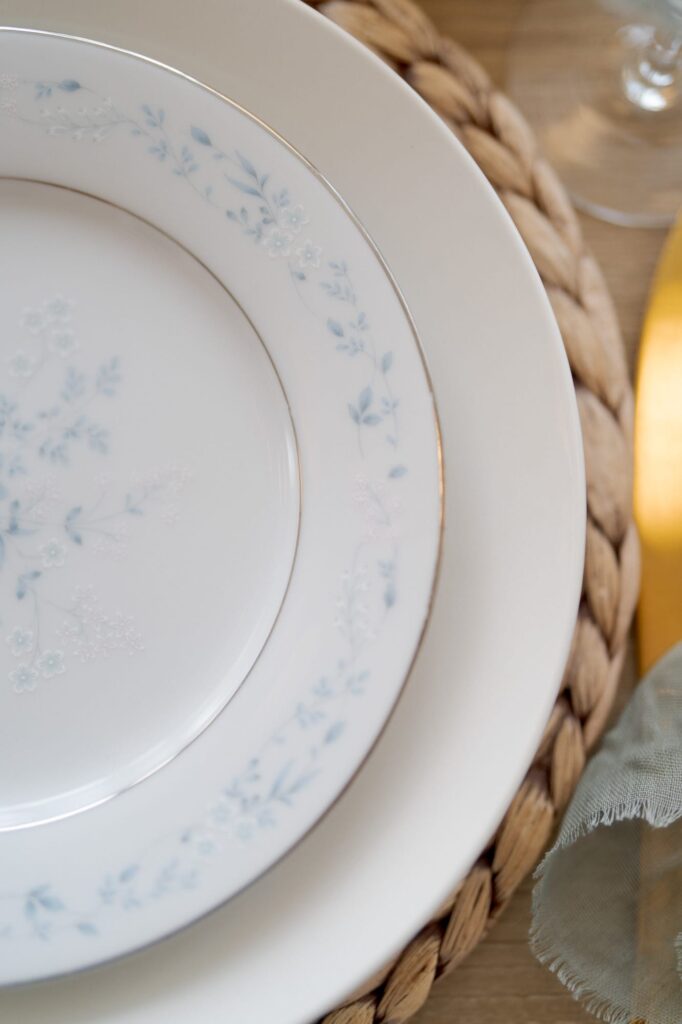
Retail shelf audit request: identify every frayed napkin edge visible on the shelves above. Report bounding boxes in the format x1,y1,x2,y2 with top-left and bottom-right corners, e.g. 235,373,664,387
534,796,682,877
529,914,635,1024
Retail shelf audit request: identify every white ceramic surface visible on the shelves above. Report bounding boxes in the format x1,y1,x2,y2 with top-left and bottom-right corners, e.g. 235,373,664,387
1,179,300,828
0,30,442,984
0,1,585,1021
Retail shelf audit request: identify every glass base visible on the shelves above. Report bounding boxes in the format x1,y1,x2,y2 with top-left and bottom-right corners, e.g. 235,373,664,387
507,0,682,227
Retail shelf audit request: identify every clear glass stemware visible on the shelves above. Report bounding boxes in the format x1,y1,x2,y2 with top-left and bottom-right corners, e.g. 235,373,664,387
507,0,682,227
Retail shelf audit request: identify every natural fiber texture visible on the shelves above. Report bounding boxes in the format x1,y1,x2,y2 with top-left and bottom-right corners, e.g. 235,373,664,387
301,1,640,1021
531,645,682,1024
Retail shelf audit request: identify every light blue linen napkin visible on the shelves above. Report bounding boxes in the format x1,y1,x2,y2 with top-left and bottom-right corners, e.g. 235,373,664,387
531,642,682,1024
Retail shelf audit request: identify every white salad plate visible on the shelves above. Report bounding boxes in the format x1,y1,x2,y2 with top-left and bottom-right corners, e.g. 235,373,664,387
0,28,443,985
0,1,585,1021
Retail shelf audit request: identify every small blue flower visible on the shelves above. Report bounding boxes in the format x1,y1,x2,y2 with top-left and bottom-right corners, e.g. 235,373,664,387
7,351,36,380
20,308,45,335
281,204,309,234
295,240,322,270
36,649,66,679
9,664,38,693
5,627,34,658
49,329,78,358
44,297,72,320
40,538,66,569
262,228,293,259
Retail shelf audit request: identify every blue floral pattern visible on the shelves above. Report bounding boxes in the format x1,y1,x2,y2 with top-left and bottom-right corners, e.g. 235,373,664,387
0,549,387,943
0,67,430,954
0,296,190,693
0,75,405,469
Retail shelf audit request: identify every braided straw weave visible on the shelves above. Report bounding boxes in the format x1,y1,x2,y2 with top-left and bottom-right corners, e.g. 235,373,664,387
300,1,641,1022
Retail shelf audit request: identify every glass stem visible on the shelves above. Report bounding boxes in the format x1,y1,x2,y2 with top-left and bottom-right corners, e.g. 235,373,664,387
621,19,682,112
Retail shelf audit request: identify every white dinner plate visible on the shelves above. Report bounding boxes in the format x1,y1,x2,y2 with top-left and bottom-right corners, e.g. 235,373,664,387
0,29,442,984
0,1,585,1021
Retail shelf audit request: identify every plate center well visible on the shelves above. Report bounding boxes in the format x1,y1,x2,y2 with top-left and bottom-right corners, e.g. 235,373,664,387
0,180,300,829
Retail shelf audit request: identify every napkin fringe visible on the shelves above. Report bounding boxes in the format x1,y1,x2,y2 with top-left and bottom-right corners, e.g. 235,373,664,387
535,795,682,869
529,918,632,1024
531,794,682,1024
569,795,681,835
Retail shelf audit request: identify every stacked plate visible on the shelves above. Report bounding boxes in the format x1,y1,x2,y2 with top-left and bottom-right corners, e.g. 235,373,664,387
0,2,584,1022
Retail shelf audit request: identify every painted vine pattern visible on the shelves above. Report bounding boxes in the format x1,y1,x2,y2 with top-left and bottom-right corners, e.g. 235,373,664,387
0,69,417,944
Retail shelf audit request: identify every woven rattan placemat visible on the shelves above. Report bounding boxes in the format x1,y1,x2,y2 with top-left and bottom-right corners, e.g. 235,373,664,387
301,2,641,1022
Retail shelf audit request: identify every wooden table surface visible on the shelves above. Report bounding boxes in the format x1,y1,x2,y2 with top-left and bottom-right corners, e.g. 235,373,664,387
410,1,667,1021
